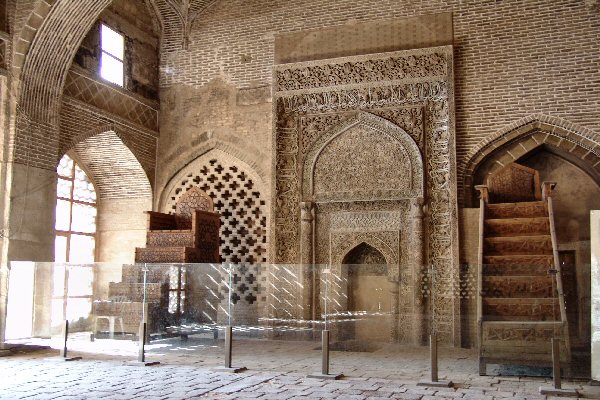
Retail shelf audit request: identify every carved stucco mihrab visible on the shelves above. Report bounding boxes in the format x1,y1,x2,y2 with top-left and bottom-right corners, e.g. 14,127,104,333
303,112,423,202
272,46,459,345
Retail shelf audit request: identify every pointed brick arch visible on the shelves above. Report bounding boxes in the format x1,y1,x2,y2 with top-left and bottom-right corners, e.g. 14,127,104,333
65,130,152,200
461,114,600,206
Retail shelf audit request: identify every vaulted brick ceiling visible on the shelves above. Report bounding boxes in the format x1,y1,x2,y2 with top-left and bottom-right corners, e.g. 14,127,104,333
74,131,152,200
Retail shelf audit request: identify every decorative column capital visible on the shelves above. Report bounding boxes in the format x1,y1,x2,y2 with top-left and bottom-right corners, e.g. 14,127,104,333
300,201,314,222
410,197,425,219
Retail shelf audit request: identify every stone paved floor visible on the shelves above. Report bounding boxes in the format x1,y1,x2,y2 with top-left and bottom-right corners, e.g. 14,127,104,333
1,336,599,399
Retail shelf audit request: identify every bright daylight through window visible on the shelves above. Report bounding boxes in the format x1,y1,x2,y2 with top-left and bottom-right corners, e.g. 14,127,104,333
55,154,97,263
100,23,124,86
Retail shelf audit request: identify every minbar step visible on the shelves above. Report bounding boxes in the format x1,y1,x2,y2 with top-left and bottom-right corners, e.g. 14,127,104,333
484,235,553,256
483,297,560,321
482,276,556,298
480,321,568,360
486,201,547,219
484,217,550,237
135,246,201,263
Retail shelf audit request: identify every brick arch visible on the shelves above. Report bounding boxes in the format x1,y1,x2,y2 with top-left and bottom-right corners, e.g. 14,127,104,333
157,139,269,198
60,124,155,187
18,0,113,123
63,130,152,200
462,114,600,206
11,0,57,82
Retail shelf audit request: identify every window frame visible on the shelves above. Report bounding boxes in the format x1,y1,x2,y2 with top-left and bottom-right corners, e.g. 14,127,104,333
55,154,97,263
99,22,125,87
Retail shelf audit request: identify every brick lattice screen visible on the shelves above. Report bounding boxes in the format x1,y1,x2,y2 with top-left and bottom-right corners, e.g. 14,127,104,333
166,158,267,264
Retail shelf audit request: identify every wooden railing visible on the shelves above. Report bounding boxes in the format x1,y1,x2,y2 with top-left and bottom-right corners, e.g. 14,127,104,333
542,181,571,360
474,185,488,351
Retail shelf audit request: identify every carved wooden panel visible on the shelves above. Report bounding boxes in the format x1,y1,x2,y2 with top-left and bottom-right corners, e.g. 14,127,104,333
483,298,560,320
483,276,555,298
485,218,549,237
487,163,541,204
175,187,213,229
486,202,547,219
484,236,553,255
483,324,556,342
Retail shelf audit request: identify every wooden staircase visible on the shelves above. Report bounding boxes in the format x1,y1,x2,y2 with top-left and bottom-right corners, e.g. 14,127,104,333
476,164,570,375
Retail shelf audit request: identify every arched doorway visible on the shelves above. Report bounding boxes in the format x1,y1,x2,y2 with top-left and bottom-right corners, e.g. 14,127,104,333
342,242,393,345
464,115,600,372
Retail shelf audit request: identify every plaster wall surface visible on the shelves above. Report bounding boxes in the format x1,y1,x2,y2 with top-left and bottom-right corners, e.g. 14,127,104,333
157,78,271,197
521,151,600,242
6,164,56,262
96,197,151,264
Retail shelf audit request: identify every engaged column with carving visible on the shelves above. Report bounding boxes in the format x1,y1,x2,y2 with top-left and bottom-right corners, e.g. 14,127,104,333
411,197,426,345
300,201,315,320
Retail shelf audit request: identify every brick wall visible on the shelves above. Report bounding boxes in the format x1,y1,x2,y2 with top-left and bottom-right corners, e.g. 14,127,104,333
74,0,159,100
158,0,600,198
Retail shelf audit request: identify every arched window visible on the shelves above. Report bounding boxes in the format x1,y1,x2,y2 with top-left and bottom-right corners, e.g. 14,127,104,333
55,154,97,263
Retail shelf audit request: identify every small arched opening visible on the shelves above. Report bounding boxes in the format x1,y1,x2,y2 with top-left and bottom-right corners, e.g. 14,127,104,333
341,242,392,347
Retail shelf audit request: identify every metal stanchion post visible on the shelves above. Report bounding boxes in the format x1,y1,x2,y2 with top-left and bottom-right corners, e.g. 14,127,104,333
431,333,438,382
322,330,329,375
540,338,578,396
214,326,246,372
59,320,81,361
553,338,561,390
131,317,158,366
213,266,246,373
130,268,159,367
224,325,232,369
308,268,342,380
138,321,146,363
418,334,451,387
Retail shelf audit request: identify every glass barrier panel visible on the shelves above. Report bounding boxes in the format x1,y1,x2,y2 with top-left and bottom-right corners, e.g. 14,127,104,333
141,263,228,366
65,263,140,360
321,263,399,353
6,262,57,344
228,263,320,373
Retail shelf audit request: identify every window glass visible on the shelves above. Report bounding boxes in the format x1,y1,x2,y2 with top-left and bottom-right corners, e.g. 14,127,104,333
57,178,72,199
101,24,124,59
54,235,67,263
71,203,96,233
54,154,96,328
100,54,124,86
55,154,97,263
100,24,124,87
73,165,96,203
55,200,71,231
69,235,95,263
57,157,74,178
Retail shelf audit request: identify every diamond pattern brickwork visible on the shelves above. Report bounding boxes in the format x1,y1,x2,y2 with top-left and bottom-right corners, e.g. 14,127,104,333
64,69,158,131
166,157,268,265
